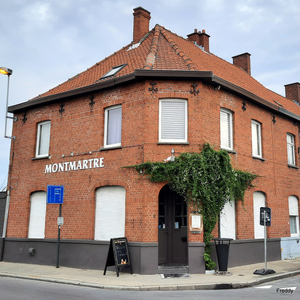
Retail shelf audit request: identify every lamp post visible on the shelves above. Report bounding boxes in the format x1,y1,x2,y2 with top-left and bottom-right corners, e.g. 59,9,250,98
0,67,16,139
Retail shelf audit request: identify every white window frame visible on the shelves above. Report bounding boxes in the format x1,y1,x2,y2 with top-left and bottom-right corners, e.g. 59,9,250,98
35,121,51,158
28,191,46,238
220,108,233,151
104,105,122,148
287,133,296,166
159,99,188,143
289,196,299,237
251,120,262,158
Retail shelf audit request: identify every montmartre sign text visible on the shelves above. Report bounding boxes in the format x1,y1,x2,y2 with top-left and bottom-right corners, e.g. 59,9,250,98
45,158,104,174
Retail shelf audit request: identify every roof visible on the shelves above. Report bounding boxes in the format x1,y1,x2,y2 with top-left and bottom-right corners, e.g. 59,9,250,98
8,24,300,121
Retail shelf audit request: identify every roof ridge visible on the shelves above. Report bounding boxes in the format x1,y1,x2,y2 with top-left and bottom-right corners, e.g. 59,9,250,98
144,25,160,70
160,26,197,70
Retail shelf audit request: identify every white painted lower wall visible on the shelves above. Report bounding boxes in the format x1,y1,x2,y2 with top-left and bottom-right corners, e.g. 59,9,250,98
281,237,300,259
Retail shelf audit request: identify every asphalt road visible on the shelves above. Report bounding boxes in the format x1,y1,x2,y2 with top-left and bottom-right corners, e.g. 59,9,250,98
0,275,299,299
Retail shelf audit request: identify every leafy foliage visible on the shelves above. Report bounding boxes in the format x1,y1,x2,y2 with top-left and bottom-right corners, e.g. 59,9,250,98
125,143,258,269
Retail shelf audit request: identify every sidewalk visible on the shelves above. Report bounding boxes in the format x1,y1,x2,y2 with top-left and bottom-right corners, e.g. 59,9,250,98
0,258,300,291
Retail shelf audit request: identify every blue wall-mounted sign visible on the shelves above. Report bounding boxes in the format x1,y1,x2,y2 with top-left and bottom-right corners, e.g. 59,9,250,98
47,185,64,204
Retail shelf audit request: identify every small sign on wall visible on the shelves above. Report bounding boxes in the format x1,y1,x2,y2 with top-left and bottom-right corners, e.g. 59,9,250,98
47,185,64,204
189,212,203,233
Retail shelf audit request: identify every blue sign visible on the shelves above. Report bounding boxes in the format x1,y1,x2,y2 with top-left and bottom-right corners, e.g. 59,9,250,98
47,185,64,204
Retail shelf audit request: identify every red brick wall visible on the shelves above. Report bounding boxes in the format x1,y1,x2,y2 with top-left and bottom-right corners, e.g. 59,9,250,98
7,79,300,243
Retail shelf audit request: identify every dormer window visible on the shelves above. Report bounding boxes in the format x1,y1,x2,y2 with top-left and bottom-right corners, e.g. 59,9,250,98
100,64,127,79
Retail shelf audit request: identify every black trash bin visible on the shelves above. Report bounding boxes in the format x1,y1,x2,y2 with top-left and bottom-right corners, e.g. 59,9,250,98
213,238,233,272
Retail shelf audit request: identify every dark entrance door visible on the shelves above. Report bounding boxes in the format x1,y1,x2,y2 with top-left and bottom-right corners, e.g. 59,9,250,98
158,185,188,265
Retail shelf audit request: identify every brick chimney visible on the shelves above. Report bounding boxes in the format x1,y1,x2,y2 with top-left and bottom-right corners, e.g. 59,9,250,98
285,82,300,103
187,29,210,52
232,53,251,75
133,7,151,44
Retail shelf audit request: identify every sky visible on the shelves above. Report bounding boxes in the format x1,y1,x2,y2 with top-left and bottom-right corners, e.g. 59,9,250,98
0,0,300,190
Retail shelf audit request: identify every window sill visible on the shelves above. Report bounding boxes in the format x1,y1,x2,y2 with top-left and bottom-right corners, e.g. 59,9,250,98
221,148,237,155
288,164,299,169
100,146,122,151
32,155,51,161
252,156,265,162
157,142,190,145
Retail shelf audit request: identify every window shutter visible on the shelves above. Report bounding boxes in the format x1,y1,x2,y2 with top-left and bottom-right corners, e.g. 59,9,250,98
289,196,298,216
95,186,126,241
160,100,186,140
28,192,46,238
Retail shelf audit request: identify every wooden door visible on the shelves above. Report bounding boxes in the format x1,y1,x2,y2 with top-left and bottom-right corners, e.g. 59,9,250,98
158,185,188,265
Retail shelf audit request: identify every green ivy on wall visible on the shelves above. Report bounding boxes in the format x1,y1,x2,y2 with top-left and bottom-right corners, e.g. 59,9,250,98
125,143,258,269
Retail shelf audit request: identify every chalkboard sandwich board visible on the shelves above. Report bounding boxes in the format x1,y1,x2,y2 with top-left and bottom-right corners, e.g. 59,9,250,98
103,237,133,277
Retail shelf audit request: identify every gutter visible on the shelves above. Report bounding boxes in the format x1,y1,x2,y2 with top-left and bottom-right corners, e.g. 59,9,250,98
8,69,300,122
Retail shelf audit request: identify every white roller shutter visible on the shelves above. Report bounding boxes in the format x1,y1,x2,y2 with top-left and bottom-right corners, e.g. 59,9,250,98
160,99,187,142
28,192,46,238
220,200,236,239
253,192,265,239
95,186,126,241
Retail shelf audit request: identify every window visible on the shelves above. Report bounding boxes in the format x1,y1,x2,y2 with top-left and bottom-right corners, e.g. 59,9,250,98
251,120,262,158
28,191,46,238
100,64,127,80
95,186,126,241
253,192,265,239
104,106,122,148
159,99,187,143
36,121,51,158
220,200,236,239
289,196,299,236
287,134,295,166
220,109,233,150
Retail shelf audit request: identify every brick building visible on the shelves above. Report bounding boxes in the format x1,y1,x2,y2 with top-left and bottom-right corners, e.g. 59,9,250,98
3,7,300,274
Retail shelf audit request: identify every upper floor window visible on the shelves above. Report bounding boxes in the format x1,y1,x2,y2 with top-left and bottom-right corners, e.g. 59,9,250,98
104,105,122,148
287,133,295,166
159,99,187,143
36,121,51,158
220,109,233,150
251,120,262,158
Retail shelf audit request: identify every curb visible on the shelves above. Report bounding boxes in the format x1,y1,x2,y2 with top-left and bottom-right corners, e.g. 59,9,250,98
1,270,300,291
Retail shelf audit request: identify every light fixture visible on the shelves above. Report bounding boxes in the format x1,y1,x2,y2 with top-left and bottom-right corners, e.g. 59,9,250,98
164,148,176,162
0,67,13,76
1,66,16,139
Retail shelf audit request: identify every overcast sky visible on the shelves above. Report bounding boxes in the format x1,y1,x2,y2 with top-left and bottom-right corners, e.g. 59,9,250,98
0,0,300,190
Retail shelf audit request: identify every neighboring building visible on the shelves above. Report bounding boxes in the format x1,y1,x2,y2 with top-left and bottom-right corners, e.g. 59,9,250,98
4,7,300,274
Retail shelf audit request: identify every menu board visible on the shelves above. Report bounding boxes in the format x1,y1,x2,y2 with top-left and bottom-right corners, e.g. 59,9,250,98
103,237,132,277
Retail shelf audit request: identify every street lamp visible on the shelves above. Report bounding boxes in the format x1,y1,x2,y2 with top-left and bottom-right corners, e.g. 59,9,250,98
0,66,16,139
